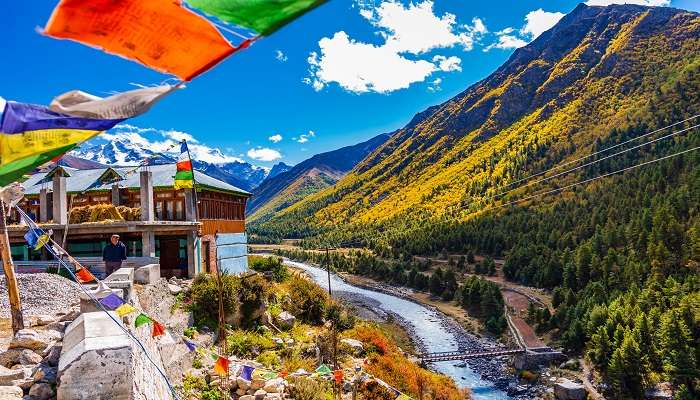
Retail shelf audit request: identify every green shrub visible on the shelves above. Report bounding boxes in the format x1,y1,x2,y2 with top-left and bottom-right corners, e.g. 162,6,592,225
256,350,281,369
325,300,356,331
187,273,240,329
249,256,289,282
239,274,271,327
287,377,332,400
284,276,328,325
183,326,197,339
226,330,275,358
181,374,220,400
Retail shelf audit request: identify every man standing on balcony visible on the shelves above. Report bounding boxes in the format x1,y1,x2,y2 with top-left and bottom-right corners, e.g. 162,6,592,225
103,234,127,276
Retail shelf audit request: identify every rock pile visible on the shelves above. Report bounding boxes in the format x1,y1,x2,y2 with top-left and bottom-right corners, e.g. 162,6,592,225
229,375,287,400
0,313,71,400
0,274,81,318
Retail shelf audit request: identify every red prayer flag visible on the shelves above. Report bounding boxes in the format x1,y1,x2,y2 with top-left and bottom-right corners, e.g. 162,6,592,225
152,321,166,338
213,356,230,375
75,266,96,283
333,369,344,383
44,0,237,81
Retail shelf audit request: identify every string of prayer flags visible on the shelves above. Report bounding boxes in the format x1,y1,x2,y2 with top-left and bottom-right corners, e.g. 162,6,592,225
44,0,238,81
185,0,327,36
115,303,137,318
135,313,153,328
75,266,97,284
173,141,194,190
99,293,125,310
184,340,197,352
152,321,166,338
50,85,179,120
0,101,124,186
214,356,230,376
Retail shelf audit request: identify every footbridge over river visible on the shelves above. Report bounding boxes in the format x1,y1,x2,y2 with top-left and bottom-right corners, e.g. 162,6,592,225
419,346,566,369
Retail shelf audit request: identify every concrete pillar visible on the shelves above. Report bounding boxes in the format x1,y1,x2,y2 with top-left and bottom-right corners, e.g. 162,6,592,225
111,184,120,206
186,234,196,277
52,175,67,225
39,188,48,222
139,171,154,222
141,231,155,258
184,191,196,221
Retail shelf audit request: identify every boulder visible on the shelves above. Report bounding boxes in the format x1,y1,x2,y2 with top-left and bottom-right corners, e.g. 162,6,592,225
645,382,673,400
0,349,41,368
168,284,182,295
31,364,57,384
236,377,251,390
276,312,296,329
0,366,26,385
236,388,247,396
340,338,364,355
28,382,54,400
263,378,284,393
254,389,267,400
251,377,265,390
239,396,254,400
554,379,586,400
42,345,62,368
264,394,282,400
134,264,160,284
0,386,22,399
9,330,56,351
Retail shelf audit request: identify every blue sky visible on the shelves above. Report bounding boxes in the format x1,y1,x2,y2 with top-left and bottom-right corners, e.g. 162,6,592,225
2,0,699,168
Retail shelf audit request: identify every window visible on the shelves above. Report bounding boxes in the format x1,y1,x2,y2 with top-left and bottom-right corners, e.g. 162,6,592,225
176,200,183,220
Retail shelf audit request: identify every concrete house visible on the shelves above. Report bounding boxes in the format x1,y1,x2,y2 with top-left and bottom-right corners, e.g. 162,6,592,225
6,164,250,278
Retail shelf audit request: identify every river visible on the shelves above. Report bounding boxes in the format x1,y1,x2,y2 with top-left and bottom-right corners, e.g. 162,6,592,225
285,259,512,400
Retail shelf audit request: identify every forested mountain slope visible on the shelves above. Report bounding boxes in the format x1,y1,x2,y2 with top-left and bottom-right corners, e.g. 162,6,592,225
252,3,700,240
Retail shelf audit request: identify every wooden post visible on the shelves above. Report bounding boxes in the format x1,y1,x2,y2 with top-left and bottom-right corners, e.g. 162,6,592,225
0,201,23,333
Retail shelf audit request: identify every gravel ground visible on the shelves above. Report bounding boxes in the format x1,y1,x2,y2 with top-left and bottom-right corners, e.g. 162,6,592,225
0,273,81,318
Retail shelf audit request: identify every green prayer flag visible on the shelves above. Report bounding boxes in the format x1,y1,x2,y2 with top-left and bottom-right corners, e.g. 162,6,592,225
211,352,219,361
185,0,327,35
315,364,331,375
263,371,277,380
134,313,152,328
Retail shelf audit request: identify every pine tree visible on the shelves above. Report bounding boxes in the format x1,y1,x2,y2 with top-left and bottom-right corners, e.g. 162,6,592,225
659,311,698,387
588,325,611,371
608,332,644,399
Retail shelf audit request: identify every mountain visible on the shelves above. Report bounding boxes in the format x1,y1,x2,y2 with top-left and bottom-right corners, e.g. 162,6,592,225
251,3,700,240
57,155,106,169
267,162,293,180
247,133,389,223
71,136,269,191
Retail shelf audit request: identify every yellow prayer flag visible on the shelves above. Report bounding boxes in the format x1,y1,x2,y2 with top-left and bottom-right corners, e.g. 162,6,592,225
115,303,137,317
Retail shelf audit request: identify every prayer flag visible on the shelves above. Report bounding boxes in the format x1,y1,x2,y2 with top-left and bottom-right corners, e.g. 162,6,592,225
211,352,219,361
0,101,124,186
24,228,41,248
115,303,137,317
278,370,288,378
34,234,50,250
240,365,254,381
333,369,344,383
396,394,412,400
50,85,178,120
214,356,230,375
152,321,166,337
263,371,277,380
75,267,97,283
315,364,331,375
44,0,237,81
173,141,194,190
135,313,152,327
184,340,196,352
99,293,125,310
186,0,327,35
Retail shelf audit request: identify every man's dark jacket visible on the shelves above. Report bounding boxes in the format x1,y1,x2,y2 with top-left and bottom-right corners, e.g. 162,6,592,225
103,242,127,262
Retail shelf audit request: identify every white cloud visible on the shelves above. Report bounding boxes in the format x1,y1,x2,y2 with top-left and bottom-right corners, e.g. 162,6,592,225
247,147,282,162
268,134,283,143
275,50,288,62
294,130,315,144
433,55,462,72
521,9,565,39
586,0,669,5
485,34,529,51
427,78,442,92
160,129,198,143
306,1,485,94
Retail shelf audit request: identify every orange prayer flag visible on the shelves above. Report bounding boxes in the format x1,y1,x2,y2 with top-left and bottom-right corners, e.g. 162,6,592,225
333,369,344,383
152,321,166,338
75,266,96,283
213,356,230,376
44,0,237,81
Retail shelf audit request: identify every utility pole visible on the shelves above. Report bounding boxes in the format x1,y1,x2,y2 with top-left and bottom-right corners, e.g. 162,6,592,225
0,201,24,333
324,246,340,400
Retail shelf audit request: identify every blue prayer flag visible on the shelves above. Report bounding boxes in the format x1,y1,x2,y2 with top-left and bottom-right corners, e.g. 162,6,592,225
99,293,125,310
184,340,196,352
241,365,254,381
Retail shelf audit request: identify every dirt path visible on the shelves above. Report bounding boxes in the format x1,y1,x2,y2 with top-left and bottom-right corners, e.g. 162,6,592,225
502,290,545,348
581,359,607,400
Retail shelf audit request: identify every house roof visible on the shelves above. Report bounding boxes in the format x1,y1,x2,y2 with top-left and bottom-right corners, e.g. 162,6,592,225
22,164,251,197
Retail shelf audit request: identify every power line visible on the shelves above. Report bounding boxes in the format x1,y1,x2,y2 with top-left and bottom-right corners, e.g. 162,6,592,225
497,114,700,191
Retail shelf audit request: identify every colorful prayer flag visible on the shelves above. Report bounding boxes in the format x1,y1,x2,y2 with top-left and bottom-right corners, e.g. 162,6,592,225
24,228,41,248
44,0,237,81
263,371,277,380
50,85,179,120
115,304,137,317
184,340,196,352
185,0,327,35
396,394,412,400
135,313,153,327
278,370,288,378
240,365,254,381
214,356,230,375
315,364,331,375
75,267,97,283
0,101,124,186
173,141,194,190
34,234,50,250
333,369,344,383
99,293,125,310
152,321,166,337
211,351,220,362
